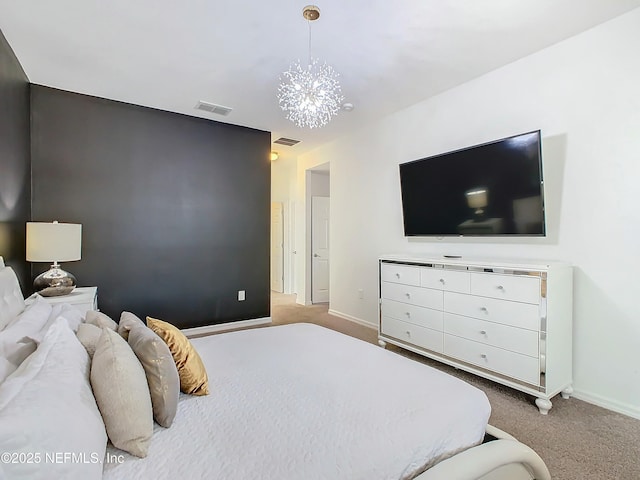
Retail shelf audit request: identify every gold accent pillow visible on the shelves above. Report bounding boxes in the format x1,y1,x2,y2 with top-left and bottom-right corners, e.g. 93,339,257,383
146,317,209,396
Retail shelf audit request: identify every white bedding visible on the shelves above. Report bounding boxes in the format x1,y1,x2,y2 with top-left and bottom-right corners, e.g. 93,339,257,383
103,323,490,480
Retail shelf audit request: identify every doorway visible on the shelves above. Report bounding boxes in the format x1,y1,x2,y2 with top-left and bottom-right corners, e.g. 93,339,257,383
270,202,284,293
311,196,329,303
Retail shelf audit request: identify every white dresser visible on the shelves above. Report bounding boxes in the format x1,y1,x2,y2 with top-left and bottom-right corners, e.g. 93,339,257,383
378,255,573,414
25,286,98,317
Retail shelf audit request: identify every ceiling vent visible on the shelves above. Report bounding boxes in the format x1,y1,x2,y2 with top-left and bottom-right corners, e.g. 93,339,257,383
195,101,232,116
273,137,301,146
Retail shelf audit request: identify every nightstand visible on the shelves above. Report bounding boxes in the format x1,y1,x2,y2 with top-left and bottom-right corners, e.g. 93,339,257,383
25,286,98,316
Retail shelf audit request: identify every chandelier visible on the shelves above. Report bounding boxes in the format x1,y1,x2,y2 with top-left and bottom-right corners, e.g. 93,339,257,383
278,5,344,129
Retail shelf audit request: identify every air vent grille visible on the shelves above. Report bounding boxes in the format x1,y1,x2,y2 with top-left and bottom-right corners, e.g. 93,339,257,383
273,137,300,146
195,101,232,116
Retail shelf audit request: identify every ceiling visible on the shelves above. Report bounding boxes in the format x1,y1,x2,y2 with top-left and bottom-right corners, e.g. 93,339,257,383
2,1,639,161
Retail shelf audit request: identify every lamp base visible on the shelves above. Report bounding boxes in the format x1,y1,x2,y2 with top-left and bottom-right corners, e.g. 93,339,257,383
33,265,77,297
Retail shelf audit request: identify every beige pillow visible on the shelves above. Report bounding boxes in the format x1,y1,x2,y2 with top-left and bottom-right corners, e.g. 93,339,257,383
91,328,153,457
117,311,146,340
76,323,102,358
85,311,118,331
128,325,180,427
146,317,209,396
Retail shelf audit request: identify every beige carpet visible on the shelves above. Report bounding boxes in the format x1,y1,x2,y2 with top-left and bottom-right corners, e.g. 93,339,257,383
271,292,640,480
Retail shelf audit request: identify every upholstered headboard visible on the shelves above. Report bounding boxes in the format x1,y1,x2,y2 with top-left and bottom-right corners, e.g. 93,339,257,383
0,262,26,330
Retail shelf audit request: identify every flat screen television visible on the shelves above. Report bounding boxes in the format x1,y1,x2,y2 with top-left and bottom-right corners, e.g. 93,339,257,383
399,130,545,236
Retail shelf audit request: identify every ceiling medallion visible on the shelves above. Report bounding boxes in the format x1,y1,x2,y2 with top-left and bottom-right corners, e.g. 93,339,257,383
277,5,344,129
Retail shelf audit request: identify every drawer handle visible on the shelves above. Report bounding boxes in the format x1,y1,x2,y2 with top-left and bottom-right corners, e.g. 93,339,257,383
405,312,411,318
405,292,411,299
496,285,504,290
480,354,487,359
480,330,487,335
439,278,445,284
405,330,411,337
396,273,401,278
480,307,488,313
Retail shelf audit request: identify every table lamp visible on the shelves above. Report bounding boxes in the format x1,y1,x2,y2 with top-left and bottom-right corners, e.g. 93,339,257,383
26,221,82,296
465,187,488,218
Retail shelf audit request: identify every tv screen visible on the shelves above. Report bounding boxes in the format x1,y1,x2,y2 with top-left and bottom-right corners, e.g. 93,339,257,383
399,130,545,236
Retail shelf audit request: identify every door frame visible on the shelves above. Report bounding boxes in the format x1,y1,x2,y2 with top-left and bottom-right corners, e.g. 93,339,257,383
301,166,330,305
311,195,329,303
270,202,284,293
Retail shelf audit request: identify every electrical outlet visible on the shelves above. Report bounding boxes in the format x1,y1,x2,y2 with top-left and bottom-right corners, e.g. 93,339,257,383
238,290,245,301
358,289,364,299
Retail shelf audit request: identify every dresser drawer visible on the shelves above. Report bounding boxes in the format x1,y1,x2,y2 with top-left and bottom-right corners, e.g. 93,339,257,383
381,282,443,310
382,299,443,331
380,263,420,286
444,335,540,385
444,291,540,331
382,317,443,353
443,313,539,357
470,273,541,304
421,268,470,293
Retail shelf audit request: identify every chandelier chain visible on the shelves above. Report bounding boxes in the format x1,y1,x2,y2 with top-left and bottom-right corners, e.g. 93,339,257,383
307,19,312,66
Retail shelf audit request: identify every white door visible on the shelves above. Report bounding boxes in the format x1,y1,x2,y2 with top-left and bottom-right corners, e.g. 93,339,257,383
271,202,284,293
311,196,330,303
289,201,297,295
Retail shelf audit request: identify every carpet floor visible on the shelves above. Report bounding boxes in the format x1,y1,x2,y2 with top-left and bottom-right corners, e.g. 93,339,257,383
271,292,640,480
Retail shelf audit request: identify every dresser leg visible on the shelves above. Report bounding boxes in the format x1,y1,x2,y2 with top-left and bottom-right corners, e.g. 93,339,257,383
561,386,573,399
535,397,552,415
378,339,387,348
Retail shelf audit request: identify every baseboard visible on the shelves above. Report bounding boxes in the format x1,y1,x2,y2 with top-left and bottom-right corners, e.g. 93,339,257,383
572,389,640,420
327,309,377,330
182,317,271,337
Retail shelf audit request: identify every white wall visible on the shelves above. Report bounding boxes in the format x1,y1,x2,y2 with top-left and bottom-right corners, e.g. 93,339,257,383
271,157,296,203
271,158,297,293
300,8,640,418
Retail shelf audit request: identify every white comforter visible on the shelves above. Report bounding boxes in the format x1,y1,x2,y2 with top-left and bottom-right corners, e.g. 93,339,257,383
103,323,490,480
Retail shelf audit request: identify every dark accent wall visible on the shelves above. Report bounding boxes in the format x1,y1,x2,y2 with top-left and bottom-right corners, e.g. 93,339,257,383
0,29,30,292
31,86,271,328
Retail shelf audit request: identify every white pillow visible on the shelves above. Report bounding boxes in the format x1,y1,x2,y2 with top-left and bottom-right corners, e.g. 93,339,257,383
0,265,26,331
0,356,18,385
47,303,85,333
76,323,103,358
2,295,51,333
86,311,118,331
0,318,107,480
0,296,52,383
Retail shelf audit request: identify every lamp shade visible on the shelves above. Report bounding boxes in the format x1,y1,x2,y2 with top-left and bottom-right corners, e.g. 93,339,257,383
26,222,82,262
465,188,488,209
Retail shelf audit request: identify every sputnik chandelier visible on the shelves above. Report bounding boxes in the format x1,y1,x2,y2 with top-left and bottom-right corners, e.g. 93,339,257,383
278,5,344,129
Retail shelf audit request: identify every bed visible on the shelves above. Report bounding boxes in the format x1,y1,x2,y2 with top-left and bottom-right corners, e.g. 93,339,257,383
0,259,550,480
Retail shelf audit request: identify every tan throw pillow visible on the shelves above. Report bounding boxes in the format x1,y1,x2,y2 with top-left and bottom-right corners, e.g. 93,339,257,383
127,325,180,427
118,311,146,341
85,311,118,331
76,323,102,358
91,328,153,457
146,317,209,396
